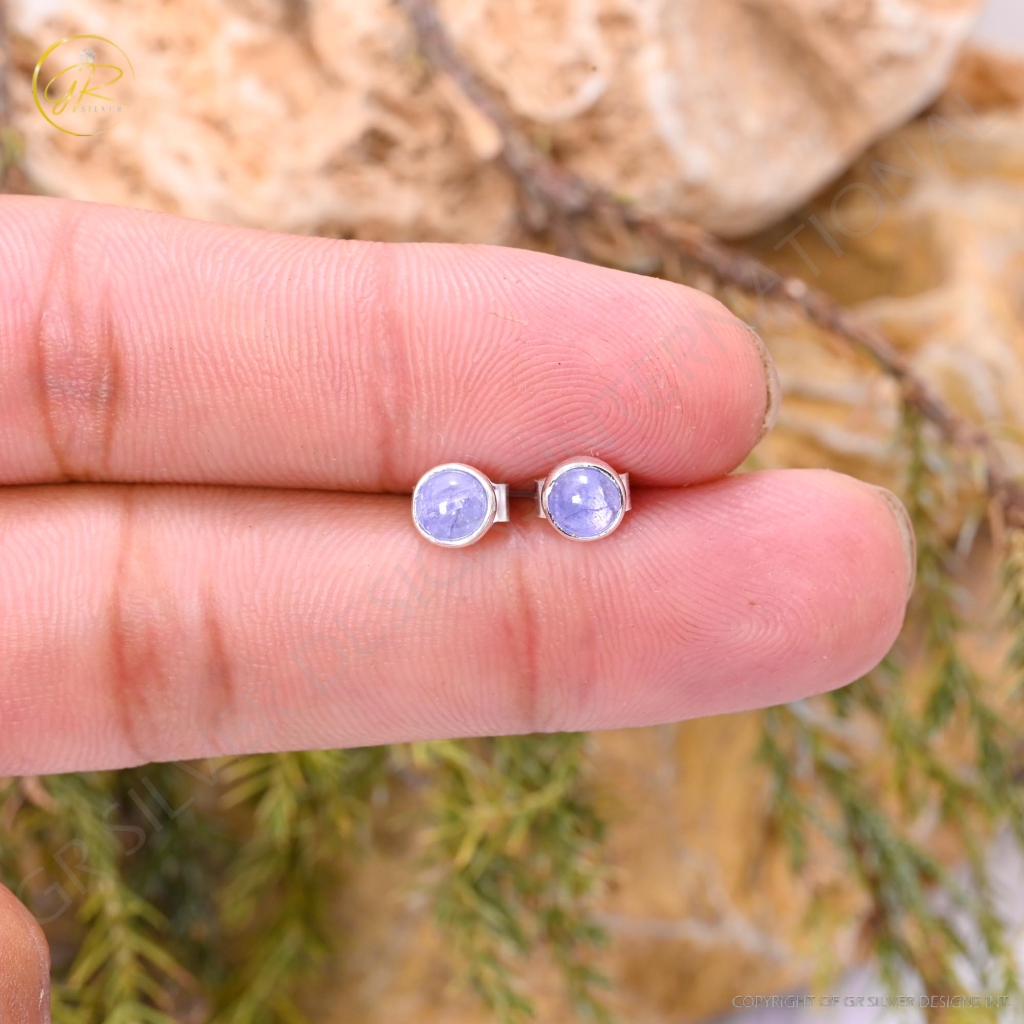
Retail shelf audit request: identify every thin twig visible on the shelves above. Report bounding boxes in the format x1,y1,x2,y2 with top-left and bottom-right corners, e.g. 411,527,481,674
398,0,1024,528
0,0,12,192
0,0,8,125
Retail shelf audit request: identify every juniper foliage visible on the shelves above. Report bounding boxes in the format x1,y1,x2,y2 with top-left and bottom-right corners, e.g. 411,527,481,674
0,738,610,1023
413,735,610,1023
761,411,1024,1009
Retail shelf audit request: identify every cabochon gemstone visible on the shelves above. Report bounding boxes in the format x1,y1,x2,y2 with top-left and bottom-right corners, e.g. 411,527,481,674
546,466,623,539
414,468,491,543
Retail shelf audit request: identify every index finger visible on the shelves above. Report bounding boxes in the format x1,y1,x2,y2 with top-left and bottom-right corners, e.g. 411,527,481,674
0,196,776,490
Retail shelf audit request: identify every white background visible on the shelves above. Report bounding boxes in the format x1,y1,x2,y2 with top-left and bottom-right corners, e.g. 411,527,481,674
974,0,1024,52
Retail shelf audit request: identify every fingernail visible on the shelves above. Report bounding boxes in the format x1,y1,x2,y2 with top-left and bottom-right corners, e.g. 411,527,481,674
873,486,917,602
748,326,780,442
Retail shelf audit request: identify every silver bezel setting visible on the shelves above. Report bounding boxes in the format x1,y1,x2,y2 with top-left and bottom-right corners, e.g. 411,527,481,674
537,457,630,542
412,463,507,548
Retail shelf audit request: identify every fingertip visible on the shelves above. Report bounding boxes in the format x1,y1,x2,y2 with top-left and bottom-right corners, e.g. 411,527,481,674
466,249,775,484
625,468,913,717
770,469,913,682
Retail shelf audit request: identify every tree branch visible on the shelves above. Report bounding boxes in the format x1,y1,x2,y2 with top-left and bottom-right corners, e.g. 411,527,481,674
0,0,14,193
397,0,1024,528
0,0,9,127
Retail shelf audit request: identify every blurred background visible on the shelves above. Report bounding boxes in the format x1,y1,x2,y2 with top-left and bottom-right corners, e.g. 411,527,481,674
2,1,1024,1023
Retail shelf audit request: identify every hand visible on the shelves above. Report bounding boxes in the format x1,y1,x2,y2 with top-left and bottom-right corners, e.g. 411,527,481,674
0,195,914,1016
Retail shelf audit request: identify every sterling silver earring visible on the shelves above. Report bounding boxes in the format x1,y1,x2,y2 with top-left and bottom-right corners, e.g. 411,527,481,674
536,457,631,541
412,463,509,547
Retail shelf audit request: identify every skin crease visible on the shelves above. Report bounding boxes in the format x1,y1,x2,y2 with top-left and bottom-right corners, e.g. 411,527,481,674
0,197,915,1014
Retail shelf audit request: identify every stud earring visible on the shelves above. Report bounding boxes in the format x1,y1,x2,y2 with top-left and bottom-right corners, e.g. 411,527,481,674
536,457,631,541
412,463,509,547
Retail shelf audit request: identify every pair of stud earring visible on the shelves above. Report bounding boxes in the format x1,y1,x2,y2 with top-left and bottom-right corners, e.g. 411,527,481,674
412,458,631,548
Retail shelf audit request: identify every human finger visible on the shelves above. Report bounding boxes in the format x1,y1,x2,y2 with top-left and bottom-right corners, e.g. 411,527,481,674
0,195,776,491
0,882,50,1024
0,470,911,774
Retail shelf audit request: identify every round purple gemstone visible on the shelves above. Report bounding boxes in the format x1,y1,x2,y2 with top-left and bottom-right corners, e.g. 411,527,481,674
546,465,623,539
414,467,491,544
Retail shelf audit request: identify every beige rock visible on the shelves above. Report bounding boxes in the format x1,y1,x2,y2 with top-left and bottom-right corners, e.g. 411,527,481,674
442,0,986,235
9,0,982,239
743,67,1024,495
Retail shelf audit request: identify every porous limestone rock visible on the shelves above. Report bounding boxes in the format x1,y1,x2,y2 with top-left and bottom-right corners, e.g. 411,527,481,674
748,61,1024,496
9,0,983,239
